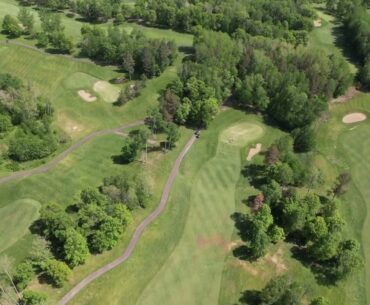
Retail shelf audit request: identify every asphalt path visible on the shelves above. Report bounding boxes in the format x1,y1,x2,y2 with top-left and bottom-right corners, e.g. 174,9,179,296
59,133,197,305
0,121,144,185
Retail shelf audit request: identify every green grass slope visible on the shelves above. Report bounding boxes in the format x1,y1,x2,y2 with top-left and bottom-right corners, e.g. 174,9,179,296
0,199,40,253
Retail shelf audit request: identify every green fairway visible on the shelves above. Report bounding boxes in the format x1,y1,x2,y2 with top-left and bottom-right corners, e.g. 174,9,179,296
0,199,40,253
309,6,358,74
65,110,266,305
0,126,193,303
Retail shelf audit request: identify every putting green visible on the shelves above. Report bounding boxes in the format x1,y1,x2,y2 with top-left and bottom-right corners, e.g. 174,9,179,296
93,81,120,103
64,72,99,90
134,121,264,305
0,199,40,253
220,122,264,147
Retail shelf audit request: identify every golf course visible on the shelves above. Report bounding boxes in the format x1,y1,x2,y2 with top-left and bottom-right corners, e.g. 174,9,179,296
0,0,370,305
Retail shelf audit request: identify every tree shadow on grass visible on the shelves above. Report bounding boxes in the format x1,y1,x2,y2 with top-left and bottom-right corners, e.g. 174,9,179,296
291,246,337,286
231,212,260,262
111,154,130,165
241,164,267,189
239,290,262,305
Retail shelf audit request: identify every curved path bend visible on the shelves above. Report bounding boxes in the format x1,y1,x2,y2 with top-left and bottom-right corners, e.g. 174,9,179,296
59,134,197,305
0,120,144,185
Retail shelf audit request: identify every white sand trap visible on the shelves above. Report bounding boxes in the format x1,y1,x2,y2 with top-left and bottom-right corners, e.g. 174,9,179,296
78,90,96,102
247,143,262,161
93,81,120,103
314,19,322,27
342,112,367,124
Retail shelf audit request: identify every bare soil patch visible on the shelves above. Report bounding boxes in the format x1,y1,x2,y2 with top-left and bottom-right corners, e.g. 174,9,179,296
313,19,322,27
331,86,359,103
247,143,262,161
342,112,367,124
78,90,96,102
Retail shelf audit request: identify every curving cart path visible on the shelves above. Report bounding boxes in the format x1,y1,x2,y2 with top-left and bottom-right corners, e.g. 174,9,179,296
59,134,197,305
0,121,144,185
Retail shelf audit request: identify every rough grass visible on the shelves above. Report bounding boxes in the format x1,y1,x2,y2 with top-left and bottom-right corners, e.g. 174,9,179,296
0,199,40,253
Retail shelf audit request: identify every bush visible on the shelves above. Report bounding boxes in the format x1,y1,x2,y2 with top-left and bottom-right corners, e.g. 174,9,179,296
2,15,22,37
44,259,72,287
0,113,12,132
22,290,47,305
14,261,34,290
8,134,57,162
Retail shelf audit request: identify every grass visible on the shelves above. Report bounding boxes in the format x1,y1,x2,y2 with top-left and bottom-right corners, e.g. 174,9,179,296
309,5,358,74
65,110,266,305
0,126,192,302
0,199,40,253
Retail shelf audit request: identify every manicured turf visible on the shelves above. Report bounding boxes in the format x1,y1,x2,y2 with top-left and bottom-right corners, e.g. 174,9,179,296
0,126,192,303
309,6,358,74
65,110,265,305
0,199,40,253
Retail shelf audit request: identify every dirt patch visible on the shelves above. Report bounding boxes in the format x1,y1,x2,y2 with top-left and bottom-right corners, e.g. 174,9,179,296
247,143,262,161
342,112,367,124
313,19,322,27
78,90,96,102
197,234,228,250
265,248,287,274
331,86,359,103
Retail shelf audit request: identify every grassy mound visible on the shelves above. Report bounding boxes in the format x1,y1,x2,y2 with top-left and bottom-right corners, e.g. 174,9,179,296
0,199,40,253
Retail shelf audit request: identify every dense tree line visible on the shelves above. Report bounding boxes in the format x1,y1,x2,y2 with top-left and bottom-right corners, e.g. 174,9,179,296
235,36,352,130
237,135,363,283
159,28,351,131
80,26,177,78
134,0,315,46
327,0,370,87
0,74,60,163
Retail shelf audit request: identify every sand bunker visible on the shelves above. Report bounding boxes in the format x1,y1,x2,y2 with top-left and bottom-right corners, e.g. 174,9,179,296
247,143,262,161
342,112,367,124
78,90,96,102
93,81,120,103
314,19,322,27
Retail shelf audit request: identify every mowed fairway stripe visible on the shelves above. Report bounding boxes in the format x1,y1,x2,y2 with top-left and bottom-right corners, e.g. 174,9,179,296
340,125,370,303
135,126,263,305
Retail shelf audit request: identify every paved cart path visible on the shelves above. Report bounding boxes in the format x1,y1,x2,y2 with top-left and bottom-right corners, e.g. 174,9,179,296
59,134,197,305
0,121,144,185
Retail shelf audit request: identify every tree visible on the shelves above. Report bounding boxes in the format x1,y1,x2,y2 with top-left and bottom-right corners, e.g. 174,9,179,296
17,8,34,34
259,275,303,305
121,137,139,163
21,290,47,305
0,114,12,132
50,31,74,54
260,180,282,204
45,259,72,287
265,144,280,165
89,217,123,253
334,239,363,280
268,225,285,243
62,228,89,268
332,172,351,198
252,193,264,211
14,261,34,290
2,15,22,38
122,52,135,80
237,73,270,111
310,297,330,305
29,237,53,269
165,122,180,149
292,126,316,152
